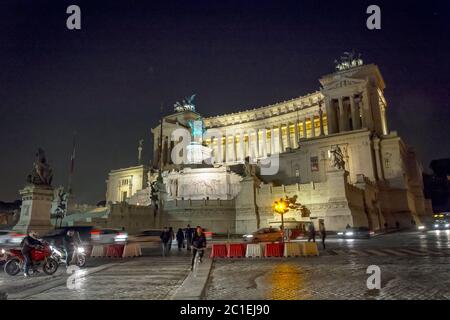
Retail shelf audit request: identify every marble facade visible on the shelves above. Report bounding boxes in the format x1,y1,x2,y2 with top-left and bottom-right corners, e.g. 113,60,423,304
105,61,431,233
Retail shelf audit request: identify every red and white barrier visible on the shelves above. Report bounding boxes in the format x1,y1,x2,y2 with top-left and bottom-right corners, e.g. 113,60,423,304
90,245,106,257
264,243,284,257
122,243,142,258
227,243,246,258
210,243,227,258
245,243,264,258
89,243,143,258
209,241,320,259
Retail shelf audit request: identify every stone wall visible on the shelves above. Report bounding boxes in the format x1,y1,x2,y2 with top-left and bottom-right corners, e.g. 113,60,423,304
107,203,156,234
354,174,385,231
234,177,272,234
379,132,431,226
162,198,236,234
235,169,369,232
70,203,157,235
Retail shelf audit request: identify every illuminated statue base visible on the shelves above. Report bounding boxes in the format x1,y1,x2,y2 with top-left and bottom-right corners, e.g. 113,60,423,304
13,185,54,236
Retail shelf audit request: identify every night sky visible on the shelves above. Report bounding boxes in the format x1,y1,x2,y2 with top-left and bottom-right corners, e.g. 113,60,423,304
0,0,449,204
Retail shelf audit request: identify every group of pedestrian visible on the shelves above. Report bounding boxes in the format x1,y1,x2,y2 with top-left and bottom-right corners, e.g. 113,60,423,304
160,224,205,252
173,225,198,251
159,226,174,256
159,224,207,270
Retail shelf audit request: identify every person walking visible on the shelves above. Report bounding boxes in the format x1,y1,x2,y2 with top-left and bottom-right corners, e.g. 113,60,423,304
185,224,193,251
168,227,175,252
63,229,81,266
319,221,326,249
160,227,170,257
307,223,316,242
176,228,185,251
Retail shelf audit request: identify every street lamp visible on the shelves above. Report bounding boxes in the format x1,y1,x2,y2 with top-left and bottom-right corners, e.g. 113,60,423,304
273,198,289,242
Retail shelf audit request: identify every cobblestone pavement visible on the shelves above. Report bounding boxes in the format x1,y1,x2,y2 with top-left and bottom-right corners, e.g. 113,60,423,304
205,231,450,300
23,255,191,300
2,231,449,300
325,230,450,251
0,248,192,300
0,257,117,296
323,247,450,257
205,256,450,300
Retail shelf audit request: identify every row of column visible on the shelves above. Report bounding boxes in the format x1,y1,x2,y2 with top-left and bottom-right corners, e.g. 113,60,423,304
210,112,326,163
157,110,328,165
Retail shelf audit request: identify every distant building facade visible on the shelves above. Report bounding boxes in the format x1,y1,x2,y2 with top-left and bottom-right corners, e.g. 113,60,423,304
104,59,432,233
105,165,148,204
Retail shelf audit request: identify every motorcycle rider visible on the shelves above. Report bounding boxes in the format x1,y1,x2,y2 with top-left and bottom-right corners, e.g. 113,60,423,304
21,230,43,277
63,229,81,266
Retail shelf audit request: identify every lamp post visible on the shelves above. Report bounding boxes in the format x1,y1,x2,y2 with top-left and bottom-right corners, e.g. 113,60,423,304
273,198,289,242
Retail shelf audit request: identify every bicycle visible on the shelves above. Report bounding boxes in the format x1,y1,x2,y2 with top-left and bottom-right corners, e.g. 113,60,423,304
192,247,205,277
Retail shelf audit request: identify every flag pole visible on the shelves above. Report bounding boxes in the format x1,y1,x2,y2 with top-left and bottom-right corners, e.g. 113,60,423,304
68,132,76,195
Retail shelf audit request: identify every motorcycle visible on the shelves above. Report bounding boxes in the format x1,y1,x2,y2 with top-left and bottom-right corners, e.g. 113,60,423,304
50,245,87,268
4,243,59,276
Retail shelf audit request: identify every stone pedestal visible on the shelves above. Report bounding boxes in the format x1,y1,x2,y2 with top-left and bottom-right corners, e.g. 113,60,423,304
326,169,348,200
323,169,353,230
325,169,370,230
235,176,264,234
13,185,54,236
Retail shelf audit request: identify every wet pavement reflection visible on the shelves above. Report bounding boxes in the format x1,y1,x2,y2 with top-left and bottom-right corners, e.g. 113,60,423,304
206,231,450,300
266,263,309,300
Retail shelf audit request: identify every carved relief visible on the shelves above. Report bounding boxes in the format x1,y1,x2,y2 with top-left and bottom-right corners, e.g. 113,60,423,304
164,168,242,200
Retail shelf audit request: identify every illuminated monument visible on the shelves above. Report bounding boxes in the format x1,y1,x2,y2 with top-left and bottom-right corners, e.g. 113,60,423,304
105,53,432,233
